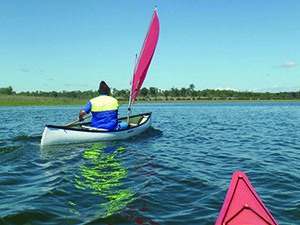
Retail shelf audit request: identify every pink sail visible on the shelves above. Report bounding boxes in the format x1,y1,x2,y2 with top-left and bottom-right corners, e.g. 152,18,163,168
130,8,160,107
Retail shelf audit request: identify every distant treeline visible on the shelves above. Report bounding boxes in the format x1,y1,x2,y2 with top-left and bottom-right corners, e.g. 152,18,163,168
1,85,300,101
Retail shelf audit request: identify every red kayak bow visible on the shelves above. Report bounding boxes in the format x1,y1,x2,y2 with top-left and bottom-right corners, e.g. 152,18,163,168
216,171,278,225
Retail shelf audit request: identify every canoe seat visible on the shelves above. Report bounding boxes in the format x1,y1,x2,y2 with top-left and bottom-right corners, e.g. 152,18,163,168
139,115,149,124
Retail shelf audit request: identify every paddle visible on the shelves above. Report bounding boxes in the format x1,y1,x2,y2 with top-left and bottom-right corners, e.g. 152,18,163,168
64,114,92,126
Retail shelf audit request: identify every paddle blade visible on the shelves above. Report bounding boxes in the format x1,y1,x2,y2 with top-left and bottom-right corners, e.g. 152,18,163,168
215,171,278,225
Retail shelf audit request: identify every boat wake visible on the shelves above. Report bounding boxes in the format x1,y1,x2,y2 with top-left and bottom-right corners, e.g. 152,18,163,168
0,135,41,165
143,127,163,138
124,127,163,142
12,135,41,142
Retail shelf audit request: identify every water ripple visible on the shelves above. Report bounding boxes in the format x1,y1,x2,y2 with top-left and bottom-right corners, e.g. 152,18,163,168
0,103,299,224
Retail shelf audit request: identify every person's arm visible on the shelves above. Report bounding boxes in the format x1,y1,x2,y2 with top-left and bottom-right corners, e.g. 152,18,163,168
78,101,92,121
78,110,87,121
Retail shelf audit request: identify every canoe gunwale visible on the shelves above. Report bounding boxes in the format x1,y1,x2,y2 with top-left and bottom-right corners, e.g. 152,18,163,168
45,112,152,133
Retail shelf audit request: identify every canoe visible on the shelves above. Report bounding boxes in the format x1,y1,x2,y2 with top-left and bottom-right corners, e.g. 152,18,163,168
41,9,158,146
216,171,278,225
41,112,152,145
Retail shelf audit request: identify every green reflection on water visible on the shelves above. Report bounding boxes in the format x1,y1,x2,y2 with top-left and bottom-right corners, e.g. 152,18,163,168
71,143,136,217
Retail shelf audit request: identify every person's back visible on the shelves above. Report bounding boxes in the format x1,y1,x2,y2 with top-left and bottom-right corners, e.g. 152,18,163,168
89,94,118,129
78,81,128,130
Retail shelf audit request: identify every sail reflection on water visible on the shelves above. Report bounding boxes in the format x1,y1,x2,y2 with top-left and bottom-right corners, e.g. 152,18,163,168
70,143,136,217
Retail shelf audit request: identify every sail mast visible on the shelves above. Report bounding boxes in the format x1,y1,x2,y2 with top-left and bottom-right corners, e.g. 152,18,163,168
127,54,138,122
128,54,138,109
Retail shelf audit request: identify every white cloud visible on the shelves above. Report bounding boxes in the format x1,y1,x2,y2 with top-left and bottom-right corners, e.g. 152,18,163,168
78,83,89,87
20,69,31,73
248,88,258,92
260,85,300,92
278,61,297,68
215,87,238,91
64,84,74,87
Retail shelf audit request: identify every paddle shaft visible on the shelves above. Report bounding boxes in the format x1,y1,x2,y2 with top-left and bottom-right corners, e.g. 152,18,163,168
64,114,92,126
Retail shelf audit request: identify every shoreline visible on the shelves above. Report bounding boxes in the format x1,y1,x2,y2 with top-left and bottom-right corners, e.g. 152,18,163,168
0,95,299,107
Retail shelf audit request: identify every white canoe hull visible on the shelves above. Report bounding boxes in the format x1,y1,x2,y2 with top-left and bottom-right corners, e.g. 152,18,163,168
41,112,152,145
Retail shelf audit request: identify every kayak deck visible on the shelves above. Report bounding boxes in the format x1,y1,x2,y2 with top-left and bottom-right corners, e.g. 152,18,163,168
216,171,278,225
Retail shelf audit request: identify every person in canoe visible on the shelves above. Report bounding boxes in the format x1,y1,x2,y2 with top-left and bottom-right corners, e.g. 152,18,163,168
78,81,129,130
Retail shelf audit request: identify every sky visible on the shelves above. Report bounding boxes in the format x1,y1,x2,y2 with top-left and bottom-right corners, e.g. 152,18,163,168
1,0,300,93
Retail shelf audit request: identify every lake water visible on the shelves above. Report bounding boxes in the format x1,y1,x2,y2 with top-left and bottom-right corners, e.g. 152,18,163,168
0,102,299,224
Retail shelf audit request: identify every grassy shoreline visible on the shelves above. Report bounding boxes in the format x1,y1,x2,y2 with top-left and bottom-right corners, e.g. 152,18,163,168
0,95,299,106
0,95,88,106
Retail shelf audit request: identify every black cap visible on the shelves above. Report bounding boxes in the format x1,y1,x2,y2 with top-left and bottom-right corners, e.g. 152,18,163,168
98,81,110,95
